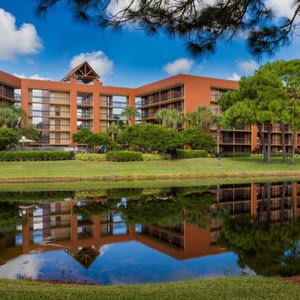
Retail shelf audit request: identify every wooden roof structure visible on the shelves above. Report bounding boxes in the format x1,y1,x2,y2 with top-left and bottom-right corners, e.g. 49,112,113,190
62,61,100,84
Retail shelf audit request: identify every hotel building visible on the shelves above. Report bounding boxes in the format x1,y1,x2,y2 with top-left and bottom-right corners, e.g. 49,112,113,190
0,62,297,153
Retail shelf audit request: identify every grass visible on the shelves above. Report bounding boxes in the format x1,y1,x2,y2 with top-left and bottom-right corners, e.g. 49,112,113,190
0,277,299,300
1,157,300,182
1,177,300,193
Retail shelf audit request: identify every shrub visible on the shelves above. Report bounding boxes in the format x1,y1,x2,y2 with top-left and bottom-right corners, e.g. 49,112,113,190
0,128,19,150
72,129,113,149
221,152,250,157
0,151,73,162
181,127,216,154
117,123,182,153
75,153,106,161
106,151,143,162
177,150,209,159
142,153,172,161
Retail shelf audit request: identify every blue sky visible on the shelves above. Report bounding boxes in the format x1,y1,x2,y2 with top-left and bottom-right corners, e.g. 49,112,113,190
0,0,300,87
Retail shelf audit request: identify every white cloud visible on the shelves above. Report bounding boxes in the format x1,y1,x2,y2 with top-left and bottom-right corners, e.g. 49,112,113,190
237,59,259,73
0,8,42,61
266,0,295,18
13,73,51,81
70,51,113,77
228,73,241,81
164,58,194,75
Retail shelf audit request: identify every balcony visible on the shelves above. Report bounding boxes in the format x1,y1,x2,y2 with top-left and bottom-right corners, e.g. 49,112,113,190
0,90,21,102
141,91,184,107
77,99,92,106
220,137,251,145
77,112,92,119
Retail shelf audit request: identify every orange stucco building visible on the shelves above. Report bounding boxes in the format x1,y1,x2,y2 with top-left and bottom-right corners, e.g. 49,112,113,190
0,61,297,152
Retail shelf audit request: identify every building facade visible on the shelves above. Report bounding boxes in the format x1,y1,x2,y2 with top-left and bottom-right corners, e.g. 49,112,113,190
0,61,297,152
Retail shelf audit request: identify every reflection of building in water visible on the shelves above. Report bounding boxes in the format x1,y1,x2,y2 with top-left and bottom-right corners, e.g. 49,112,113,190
1,182,300,268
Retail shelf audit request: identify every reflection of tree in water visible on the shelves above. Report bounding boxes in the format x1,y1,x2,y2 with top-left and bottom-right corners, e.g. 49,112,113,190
219,182,300,277
72,187,216,228
0,203,23,234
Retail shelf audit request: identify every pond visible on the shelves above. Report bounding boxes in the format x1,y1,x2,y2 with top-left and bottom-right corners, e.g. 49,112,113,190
0,181,299,285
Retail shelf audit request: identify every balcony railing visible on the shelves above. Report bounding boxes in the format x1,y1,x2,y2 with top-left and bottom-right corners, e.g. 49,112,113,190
77,113,92,118
220,138,251,144
0,90,21,102
141,91,184,106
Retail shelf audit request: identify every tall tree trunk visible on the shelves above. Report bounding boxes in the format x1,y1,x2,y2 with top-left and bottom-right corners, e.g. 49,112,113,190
266,183,271,223
267,122,272,163
281,122,287,163
292,130,296,165
280,182,287,225
257,122,267,161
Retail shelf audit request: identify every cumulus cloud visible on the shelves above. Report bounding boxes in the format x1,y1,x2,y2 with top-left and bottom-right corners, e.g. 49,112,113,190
164,58,194,75
0,8,42,61
70,51,113,77
228,73,241,81
13,73,51,81
237,59,259,73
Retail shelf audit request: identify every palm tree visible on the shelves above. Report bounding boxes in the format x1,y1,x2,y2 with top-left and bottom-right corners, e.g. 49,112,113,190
211,114,222,155
155,109,184,130
0,104,26,128
185,106,213,129
121,106,141,125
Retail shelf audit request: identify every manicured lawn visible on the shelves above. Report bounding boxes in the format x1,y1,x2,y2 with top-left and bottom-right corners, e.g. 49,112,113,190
0,177,297,192
0,277,299,300
1,157,300,181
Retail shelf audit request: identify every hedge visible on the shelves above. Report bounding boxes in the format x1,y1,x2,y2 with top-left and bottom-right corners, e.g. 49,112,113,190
142,153,172,161
0,151,73,162
221,152,251,158
106,151,143,162
75,153,106,161
177,150,209,159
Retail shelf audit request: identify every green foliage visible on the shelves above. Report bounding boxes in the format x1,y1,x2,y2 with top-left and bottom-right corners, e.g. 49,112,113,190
0,151,73,161
219,215,300,277
221,152,251,158
155,109,184,129
142,153,172,161
72,129,113,149
0,104,26,129
19,125,40,141
121,107,141,125
75,153,106,161
185,106,213,129
117,123,182,153
106,151,143,162
0,128,19,150
177,149,209,159
0,203,23,233
181,127,216,153
72,128,92,144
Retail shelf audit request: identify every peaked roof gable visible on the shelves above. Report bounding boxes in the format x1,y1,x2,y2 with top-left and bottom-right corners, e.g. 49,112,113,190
62,61,100,84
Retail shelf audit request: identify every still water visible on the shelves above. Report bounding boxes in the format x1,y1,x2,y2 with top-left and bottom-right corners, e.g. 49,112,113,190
0,182,299,285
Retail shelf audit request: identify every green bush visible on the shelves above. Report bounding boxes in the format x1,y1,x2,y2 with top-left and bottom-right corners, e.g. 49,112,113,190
106,151,143,162
177,150,209,159
0,128,19,150
221,152,250,157
181,127,216,154
117,123,182,153
75,153,107,161
142,153,172,161
0,151,73,162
